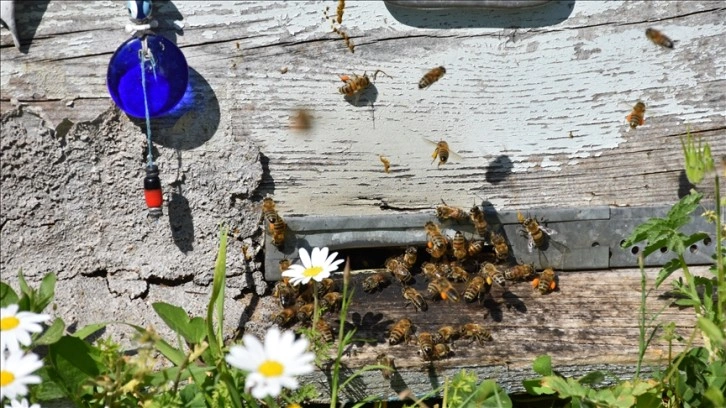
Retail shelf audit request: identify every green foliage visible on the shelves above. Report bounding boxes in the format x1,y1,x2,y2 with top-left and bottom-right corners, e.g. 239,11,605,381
446,370,512,408
681,130,714,184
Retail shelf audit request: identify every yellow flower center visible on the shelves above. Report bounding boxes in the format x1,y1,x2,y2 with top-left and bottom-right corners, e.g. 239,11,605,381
258,360,284,377
303,266,324,278
0,316,20,331
1,370,15,387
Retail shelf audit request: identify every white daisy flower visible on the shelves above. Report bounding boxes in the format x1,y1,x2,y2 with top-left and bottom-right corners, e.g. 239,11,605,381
0,304,50,353
225,327,314,399
281,247,344,286
4,398,41,408
0,351,43,401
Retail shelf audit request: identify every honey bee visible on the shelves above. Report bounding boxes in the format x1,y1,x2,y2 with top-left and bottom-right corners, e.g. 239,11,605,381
318,278,336,295
315,319,334,343
481,262,506,287
362,272,390,292
296,303,315,323
463,275,487,303
434,325,459,344
432,343,452,360
504,263,535,282
379,155,391,173
338,70,390,98
645,28,674,49
448,262,470,282
489,231,510,261
388,318,413,345
625,101,646,129
386,257,413,284
460,323,492,345
467,240,484,257
517,211,557,253
532,267,557,294
418,66,446,89
402,246,418,269
376,353,396,380
426,140,460,167
424,221,448,259
321,292,343,312
402,287,428,312
428,277,460,302
416,332,435,358
421,262,444,281
469,205,489,237
290,109,313,132
436,200,468,221
262,197,277,222
273,307,297,327
272,277,297,308
279,258,291,274
451,231,468,260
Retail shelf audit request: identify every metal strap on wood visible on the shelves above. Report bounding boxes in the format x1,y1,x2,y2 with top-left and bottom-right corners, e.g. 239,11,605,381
264,204,718,280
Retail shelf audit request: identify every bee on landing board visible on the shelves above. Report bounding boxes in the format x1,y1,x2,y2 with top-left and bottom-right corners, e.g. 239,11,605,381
424,221,448,259
296,303,314,323
362,271,390,292
517,211,557,253
464,275,487,303
490,231,510,261
262,197,286,247
448,262,470,282
645,28,674,49
434,325,460,344
424,139,461,167
338,70,391,98
469,205,489,237
481,262,506,288
416,332,435,359
460,323,493,345
467,239,484,257
402,286,428,312
388,318,413,345
532,267,558,294
273,307,297,327
376,353,396,380
315,319,334,343
432,343,452,360
402,246,418,269
386,256,413,284
418,66,446,89
451,231,468,261
428,277,460,302
272,277,297,308
504,263,536,282
436,200,468,222
625,101,646,129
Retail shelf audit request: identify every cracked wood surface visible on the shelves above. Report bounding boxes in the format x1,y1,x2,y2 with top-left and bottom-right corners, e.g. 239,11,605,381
0,0,723,403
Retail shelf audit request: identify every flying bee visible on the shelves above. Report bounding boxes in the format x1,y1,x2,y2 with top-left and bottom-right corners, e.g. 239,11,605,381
467,240,484,257
273,307,297,327
379,155,391,173
533,267,558,294
296,303,315,323
425,139,461,167
315,319,334,343
505,263,535,282
432,343,452,360
448,262,470,282
489,231,510,261
338,70,390,98
362,271,390,292
376,353,396,380
460,323,493,345
321,292,343,312
402,246,418,269
645,28,674,49
279,258,291,274
272,277,297,308
386,257,413,284
290,109,313,132
424,221,448,259
464,275,487,303
517,211,557,253
421,262,444,281
418,66,446,89
416,332,435,358
388,318,413,345
451,231,468,260
436,200,468,221
434,325,459,344
428,277,460,302
481,262,506,287
469,205,489,237
402,287,428,312
625,101,646,129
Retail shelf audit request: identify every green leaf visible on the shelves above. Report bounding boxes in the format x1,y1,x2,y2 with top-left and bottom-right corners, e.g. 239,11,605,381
152,302,206,344
655,258,683,288
667,191,702,223
674,298,701,307
458,379,512,408
72,322,109,340
578,370,605,386
127,324,187,366
207,226,228,361
34,317,65,346
697,317,725,345
622,219,665,247
532,354,553,376
37,272,57,312
46,335,103,400
0,281,19,306
33,366,69,402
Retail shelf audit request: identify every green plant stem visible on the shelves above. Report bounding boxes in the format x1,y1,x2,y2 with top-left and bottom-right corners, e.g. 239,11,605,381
636,253,647,379
715,174,724,331
329,275,352,408
313,281,319,329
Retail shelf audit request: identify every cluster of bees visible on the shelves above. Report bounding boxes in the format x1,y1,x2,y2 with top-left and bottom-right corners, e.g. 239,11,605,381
265,197,561,364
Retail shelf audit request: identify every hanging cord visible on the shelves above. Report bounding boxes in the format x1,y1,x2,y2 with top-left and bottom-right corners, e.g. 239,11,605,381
139,35,156,167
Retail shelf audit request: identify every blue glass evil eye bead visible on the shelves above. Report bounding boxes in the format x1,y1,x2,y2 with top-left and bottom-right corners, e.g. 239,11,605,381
107,35,188,118
127,0,153,23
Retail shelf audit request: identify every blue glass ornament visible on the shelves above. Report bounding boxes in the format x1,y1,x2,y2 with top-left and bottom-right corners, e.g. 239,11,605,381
107,34,188,118
127,0,153,23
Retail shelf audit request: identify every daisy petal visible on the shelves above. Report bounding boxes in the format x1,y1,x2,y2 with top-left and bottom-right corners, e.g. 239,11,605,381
299,247,312,268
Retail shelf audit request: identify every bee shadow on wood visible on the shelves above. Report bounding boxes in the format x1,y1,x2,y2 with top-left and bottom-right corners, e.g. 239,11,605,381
344,83,378,107
13,0,50,54
349,311,393,346
383,0,574,29
502,290,527,313
485,155,513,185
168,150,194,253
677,169,696,199
322,362,368,402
